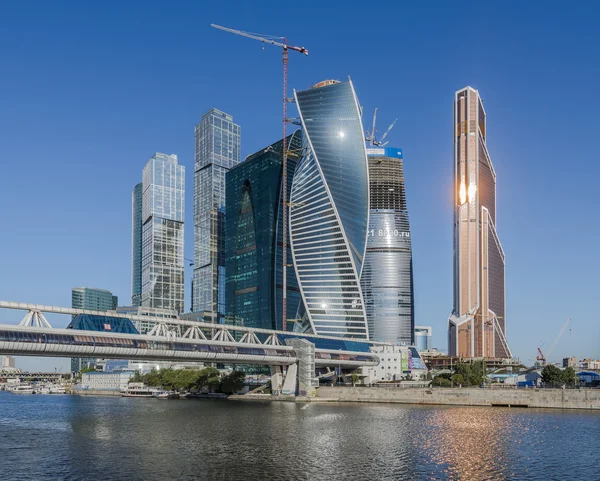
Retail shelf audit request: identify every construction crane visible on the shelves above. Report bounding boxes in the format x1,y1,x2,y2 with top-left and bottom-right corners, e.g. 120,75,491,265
365,108,397,147
211,24,308,333
536,318,572,366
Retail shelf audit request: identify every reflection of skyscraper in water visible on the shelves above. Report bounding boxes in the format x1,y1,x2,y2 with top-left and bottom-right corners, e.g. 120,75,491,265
290,79,370,339
448,87,511,358
193,109,241,321
361,147,414,345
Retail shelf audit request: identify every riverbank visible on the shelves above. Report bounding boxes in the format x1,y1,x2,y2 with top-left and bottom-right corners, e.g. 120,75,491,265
231,386,600,410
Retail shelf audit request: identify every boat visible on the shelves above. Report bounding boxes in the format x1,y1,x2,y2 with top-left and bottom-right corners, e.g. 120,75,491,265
121,382,158,398
10,384,34,394
50,386,66,394
37,386,51,395
156,391,180,399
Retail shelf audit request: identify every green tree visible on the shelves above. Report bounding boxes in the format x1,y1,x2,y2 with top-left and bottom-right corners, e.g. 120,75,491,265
541,365,563,387
195,367,222,392
561,367,579,387
350,372,361,387
451,373,465,386
432,376,452,387
221,371,245,394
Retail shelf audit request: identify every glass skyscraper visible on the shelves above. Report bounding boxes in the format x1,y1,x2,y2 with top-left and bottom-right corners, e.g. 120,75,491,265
360,147,414,344
290,79,370,339
140,153,185,313
224,133,302,331
449,86,511,359
131,182,143,306
193,109,241,320
71,287,118,372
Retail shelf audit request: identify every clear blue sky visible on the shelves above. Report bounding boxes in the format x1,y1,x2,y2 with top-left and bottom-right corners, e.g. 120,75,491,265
1,1,598,371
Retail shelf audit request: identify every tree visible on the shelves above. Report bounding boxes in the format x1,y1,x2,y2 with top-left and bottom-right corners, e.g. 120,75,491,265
350,372,361,387
432,376,452,387
195,367,222,392
221,371,245,394
562,367,579,387
451,373,465,387
541,365,563,387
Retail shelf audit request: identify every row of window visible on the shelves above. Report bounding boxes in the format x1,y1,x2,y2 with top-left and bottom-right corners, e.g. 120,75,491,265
0,331,294,357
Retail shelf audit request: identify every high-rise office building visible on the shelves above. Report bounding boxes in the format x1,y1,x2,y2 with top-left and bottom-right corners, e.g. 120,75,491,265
224,133,302,331
71,287,118,372
448,86,511,359
414,326,432,351
72,287,118,312
361,147,414,344
290,79,370,339
131,182,143,306
193,109,241,320
140,153,185,313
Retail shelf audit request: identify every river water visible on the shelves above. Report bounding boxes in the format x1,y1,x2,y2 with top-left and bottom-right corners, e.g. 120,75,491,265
0,391,598,480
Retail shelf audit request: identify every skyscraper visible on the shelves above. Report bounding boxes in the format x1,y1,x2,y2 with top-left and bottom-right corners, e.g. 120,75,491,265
290,79,370,339
72,287,118,312
140,153,185,313
361,147,414,344
224,133,302,331
71,287,118,372
448,86,511,359
193,109,241,320
131,182,143,306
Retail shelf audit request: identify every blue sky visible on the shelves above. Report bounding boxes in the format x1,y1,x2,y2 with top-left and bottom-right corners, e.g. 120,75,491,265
1,1,598,371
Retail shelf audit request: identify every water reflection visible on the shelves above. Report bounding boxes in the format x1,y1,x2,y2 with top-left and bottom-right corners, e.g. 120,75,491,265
1,392,598,481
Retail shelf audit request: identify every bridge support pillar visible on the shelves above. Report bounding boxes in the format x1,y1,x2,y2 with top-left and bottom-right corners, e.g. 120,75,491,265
285,338,317,397
270,366,283,395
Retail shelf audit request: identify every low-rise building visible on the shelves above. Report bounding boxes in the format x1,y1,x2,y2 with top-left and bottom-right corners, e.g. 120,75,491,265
563,357,578,368
361,345,428,384
581,359,600,371
80,371,135,392
1,355,16,370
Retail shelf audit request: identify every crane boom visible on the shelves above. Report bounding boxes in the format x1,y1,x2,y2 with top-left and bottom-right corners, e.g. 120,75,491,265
210,24,308,55
547,318,572,358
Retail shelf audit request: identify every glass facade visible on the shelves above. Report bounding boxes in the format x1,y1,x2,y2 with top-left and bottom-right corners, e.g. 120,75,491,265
141,153,185,313
70,287,118,372
414,326,432,351
361,148,414,344
290,80,369,339
449,87,510,358
224,133,302,331
193,109,241,319
131,182,143,306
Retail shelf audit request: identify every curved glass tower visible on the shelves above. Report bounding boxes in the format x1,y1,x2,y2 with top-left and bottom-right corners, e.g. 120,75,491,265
290,79,369,339
360,147,414,344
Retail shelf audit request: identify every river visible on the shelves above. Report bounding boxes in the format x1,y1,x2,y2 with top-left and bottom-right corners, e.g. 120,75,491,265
0,391,598,480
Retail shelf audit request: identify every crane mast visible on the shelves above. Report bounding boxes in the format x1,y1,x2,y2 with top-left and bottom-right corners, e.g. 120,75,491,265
211,24,308,333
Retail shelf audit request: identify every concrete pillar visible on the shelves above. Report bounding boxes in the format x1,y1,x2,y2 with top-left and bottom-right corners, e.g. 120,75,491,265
286,338,317,397
270,366,283,395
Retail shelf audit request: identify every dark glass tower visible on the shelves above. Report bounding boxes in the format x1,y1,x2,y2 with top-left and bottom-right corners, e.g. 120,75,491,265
224,133,302,331
131,182,143,306
361,147,414,344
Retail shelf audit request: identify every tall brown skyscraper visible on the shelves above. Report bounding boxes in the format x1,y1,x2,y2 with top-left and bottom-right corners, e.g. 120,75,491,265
448,87,512,359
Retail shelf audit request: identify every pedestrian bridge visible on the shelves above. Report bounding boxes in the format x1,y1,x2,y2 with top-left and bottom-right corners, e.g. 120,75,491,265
0,301,381,368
